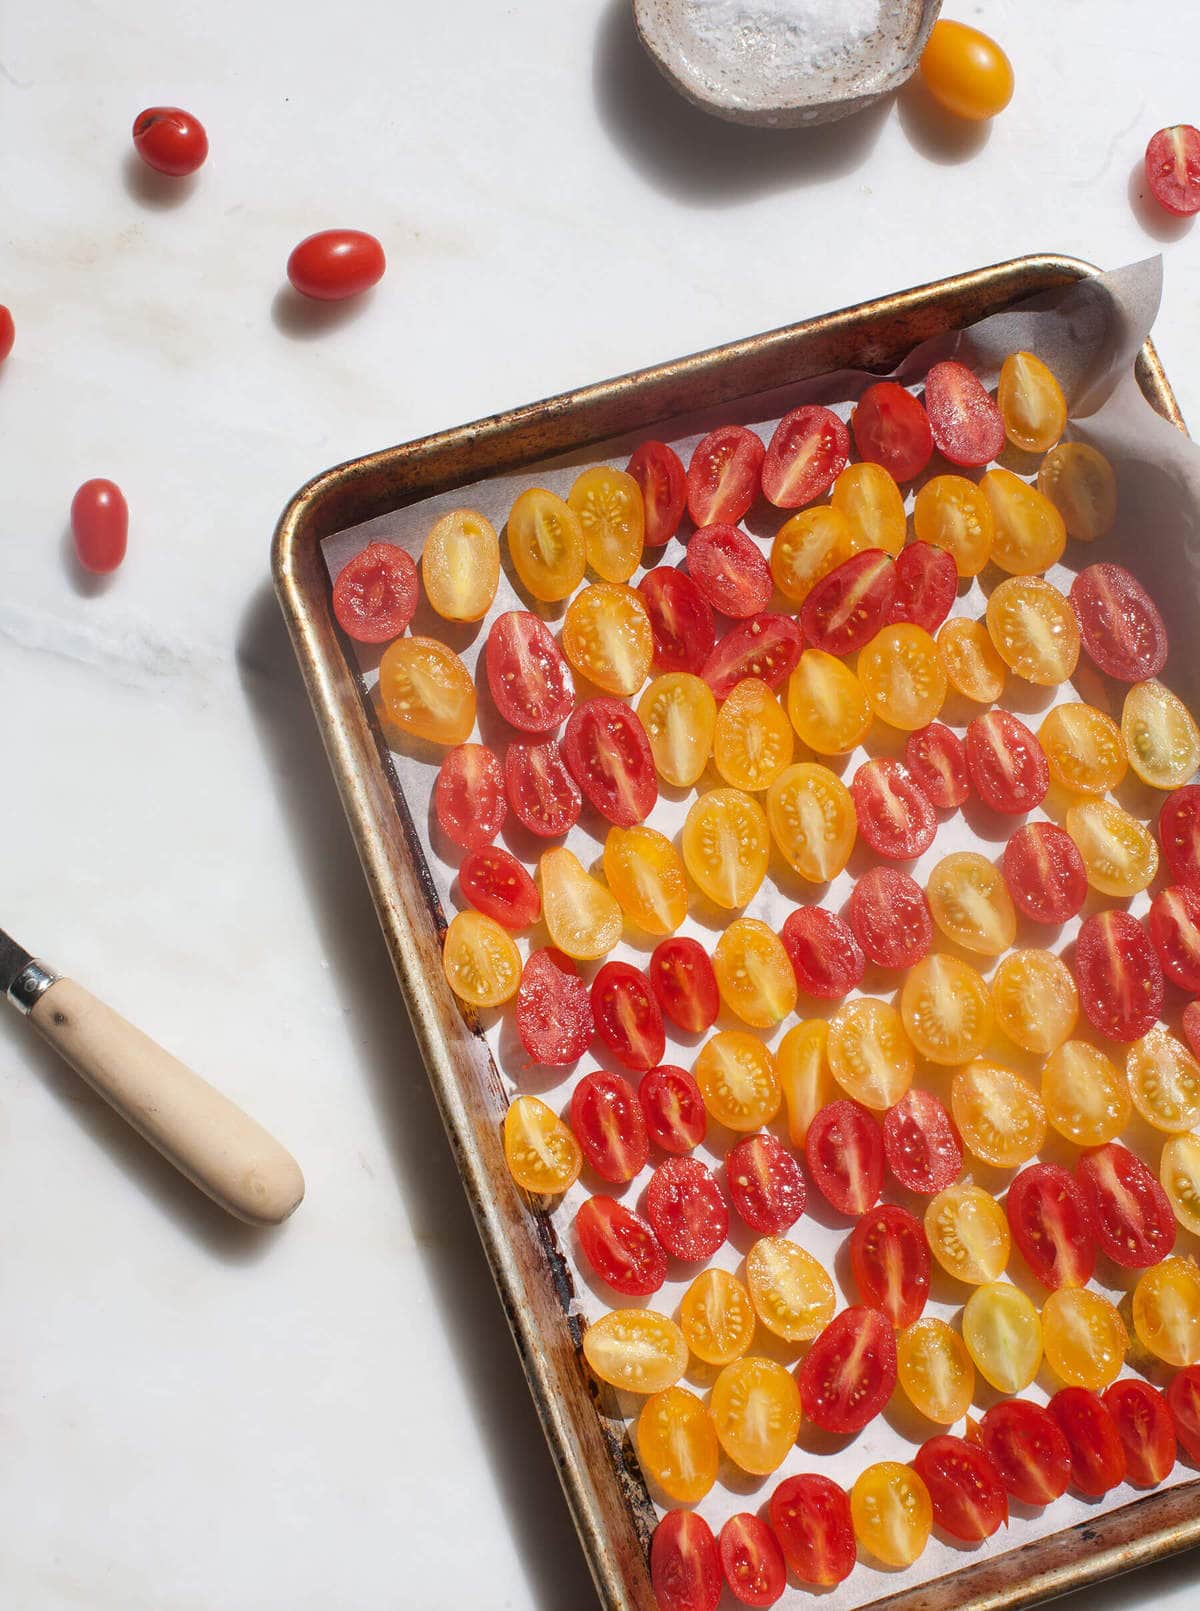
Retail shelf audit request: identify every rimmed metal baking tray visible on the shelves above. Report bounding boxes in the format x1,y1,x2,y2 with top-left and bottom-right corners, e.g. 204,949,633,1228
273,254,1198,1611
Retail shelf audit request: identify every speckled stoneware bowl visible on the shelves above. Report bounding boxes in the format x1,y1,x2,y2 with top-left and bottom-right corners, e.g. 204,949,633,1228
633,0,943,126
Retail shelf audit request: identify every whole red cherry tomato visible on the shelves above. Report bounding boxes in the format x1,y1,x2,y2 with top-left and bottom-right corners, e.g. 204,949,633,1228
70,479,128,574
0,305,14,364
287,230,386,301
1145,125,1200,216
132,106,208,175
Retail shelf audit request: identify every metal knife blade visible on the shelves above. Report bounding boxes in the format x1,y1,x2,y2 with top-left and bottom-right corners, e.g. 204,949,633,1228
0,925,32,999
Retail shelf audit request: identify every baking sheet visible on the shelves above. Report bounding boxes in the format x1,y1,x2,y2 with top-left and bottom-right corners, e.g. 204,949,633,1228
321,258,1200,1607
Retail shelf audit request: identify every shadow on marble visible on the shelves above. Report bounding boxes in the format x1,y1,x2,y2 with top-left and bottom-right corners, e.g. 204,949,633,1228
235,581,598,1611
271,285,379,341
120,149,200,211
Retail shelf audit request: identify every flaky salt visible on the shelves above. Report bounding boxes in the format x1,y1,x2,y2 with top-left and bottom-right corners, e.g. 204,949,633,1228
683,0,883,74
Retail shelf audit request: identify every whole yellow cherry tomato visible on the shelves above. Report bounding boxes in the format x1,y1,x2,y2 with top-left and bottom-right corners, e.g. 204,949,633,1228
1039,702,1127,795
379,636,476,745
765,762,856,882
538,847,622,960
952,1061,1046,1168
776,1019,834,1147
1042,1040,1131,1148
636,1386,719,1503
1162,1134,1200,1236
786,650,873,755
637,672,716,788
859,624,947,730
694,1031,780,1130
680,1268,757,1366
937,617,1006,704
926,851,1016,956
991,948,1078,1055
901,952,993,1065
507,486,585,601
998,351,1067,454
981,468,1066,575
897,1318,975,1425
919,19,1014,120
602,824,688,936
560,582,652,696
583,1308,688,1393
1042,1288,1128,1390
746,1236,836,1342
1066,799,1158,897
709,1356,802,1475
682,787,770,908
442,910,522,1008
1038,442,1117,541
827,997,914,1110
913,474,994,576
1122,679,1200,790
831,461,906,555
851,1462,932,1568
421,508,500,621
985,575,1080,686
713,917,797,1028
503,1095,582,1194
925,1185,1010,1285
770,504,863,603
1133,1257,1200,1367
962,1281,1043,1393
1126,1028,1200,1134
568,465,644,583
713,677,794,791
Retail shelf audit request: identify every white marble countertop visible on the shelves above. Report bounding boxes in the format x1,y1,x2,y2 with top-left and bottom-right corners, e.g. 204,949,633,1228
2,1,1199,1606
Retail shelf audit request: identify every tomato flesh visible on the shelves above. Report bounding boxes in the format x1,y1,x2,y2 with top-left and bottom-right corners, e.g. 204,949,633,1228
688,525,772,618
769,1474,855,1586
798,1305,896,1434
627,441,687,546
638,567,717,673
924,360,1005,466
971,1399,1071,1505
1074,910,1164,1043
702,614,804,699
515,948,593,1065
1001,821,1088,925
132,105,208,175
1104,1379,1177,1487
0,305,12,365
434,743,507,850
1145,124,1200,216
1149,884,1200,990
1159,786,1200,887
725,1133,806,1234
1076,1142,1176,1269
762,405,849,509
1069,563,1168,682
562,698,657,826
1006,1162,1095,1290
806,1099,884,1216
850,758,937,860
651,1510,722,1611
504,741,582,837
781,908,864,1001
883,1088,962,1194
287,229,386,300
718,1514,787,1608
847,866,933,970
1049,1388,1127,1497
576,1195,666,1296
889,542,957,632
589,962,665,1072
966,709,1049,814
850,1204,931,1327
905,722,971,809
639,1064,708,1154
644,1156,729,1261
649,937,720,1034
688,426,764,527
913,1435,1007,1541
851,381,934,483
1167,1365,1200,1462
801,549,897,655
570,1071,649,1183
332,541,416,641
459,845,539,928
485,611,575,732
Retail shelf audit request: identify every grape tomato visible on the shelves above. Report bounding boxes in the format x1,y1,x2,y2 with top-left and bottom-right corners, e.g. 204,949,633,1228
1074,909,1164,1044
637,569,717,675
1070,563,1168,682
725,1133,806,1233
687,524,772,618
847,866,933,970
746,1236,835,1342
421,508,500,622
1049,1388,1126,1497
850,1204,931,1328
379,636,476,745
924,359,1005,466
589,962,665,1072
651,1511,722,1611
570,1071,648,1183
1160,785,1200,887
888,541,957,633
850,758,936,860
769,1473,855,1587
569,465,644,583
1127,1027,1200,1133
913,474,994,576
503,1095,582,1195
798,1306,897,1434
702,614,804,699
459,845,539,928
901,952,993,1066
287,229,385,300
710,1357,802,1475
777,1019,834,1148
560,583,652,696
688,425,764,527
770,505,862,605
801,548,896,655
1006,1162,1095,1291
925,1185,1010,1285
1168,1366,1200,1463
1039,702,1128,797
434,743,507,850
442,911,521,1008
1145,124,1200,216
859,623,947,731
505,741,581,837
485,611,575,732
1038,442,1117,542
905,722,971,809
645,1156,728,1260
897,1318,975,1425
718,1514,787,1609
713,917,797,1028
508,488,586,603
981,468,1067,575
998,350,1067,454
680,1268,756,1366
648,937,720,1035
602,824,688,936
831,461,907,556
1133,1255,1200,1367
805,1099,884,1216
985,574,1080,686
576,1196,666,1297
515,948,593,1066
683,788,770,909
637,1387,719,1505
639,1065,708,1155
970,1400,1071,1506
132,104,209,174
762,405,849,509
627,440,687,546
768,764,857,885
786,650,872,755
883,1088,962,1194
927,851,1017,957
851,381,934,482
695,1031,780,1131
562,698,656,826
850,1462,932,1568
827,997,914,1110
332,541,416,642
1076,1142,1176,1269
912,1434,1008,1541
637,672,716,789
781,906,864,1000
966,708,1048,814
1104,1378,1177,1487
939,617,1007,705
1001,821,1087,925
1122,679,1200,791
712,679,794,792
919,19,1014,120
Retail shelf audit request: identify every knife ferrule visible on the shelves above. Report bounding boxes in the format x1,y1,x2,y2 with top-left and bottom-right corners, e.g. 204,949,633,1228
7,960,59,1015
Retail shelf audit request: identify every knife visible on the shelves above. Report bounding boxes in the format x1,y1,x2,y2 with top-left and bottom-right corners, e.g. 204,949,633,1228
1,926,304,1225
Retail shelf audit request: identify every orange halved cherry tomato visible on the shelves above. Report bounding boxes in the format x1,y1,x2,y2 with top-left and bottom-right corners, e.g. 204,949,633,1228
745,1236,835,1342
694,1031,780,1131
637,1386,719,1504
712,918,797,1028
897,1317,975,1425
769,505,862,604
709,1357,802,1475
568,465,644,583
1039,702,1127,795
442,910,522,1007
980,468,1067,574
1042,1040,1130,1148
713,678,794,791
925,1185,1010,1285
961,1281,1043,1393
1042,1287,1128,1389
901,952,993,1065
1123,679,1200,790
682,788,770,908
679,1267,756,1365
926,851,1016,956
859,624,947,730
379,636,476,744
913,474,994,576
938,617,1006,704
503,1095,582,1194
602,824,688,935
560,583,653,696
583,1308,688,1393
766,762,856,881
1066,798,1158,897
786,649,872,754
827,997,914,1110
997,351,1067,453
830,461,906,555
985,574,1079,685
1038,442,1117,541
538,846,622,960
637,672,716,788
507,486,586,601
421,508,500,621
850,1462,931,1567
991,948,1077,1055
951,1060,1046,1168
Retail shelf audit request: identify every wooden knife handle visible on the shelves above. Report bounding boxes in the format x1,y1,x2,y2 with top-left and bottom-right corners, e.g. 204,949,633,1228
29,976,305,1225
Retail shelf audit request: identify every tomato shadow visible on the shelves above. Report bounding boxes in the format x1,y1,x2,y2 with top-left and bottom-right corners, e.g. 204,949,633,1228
120,148,199,210
892,78,991,166
1127,162,1196,245
271,284,380,341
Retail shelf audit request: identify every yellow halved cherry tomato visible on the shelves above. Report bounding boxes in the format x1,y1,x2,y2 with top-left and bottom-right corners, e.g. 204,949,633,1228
787,650,873,755
962,1281,1043,1393
937,617,1006,704
913,474,994,576
1126,1028,1200,1134
583,1308,688,1393
379,636,476,745
538,847,622,960
991,948,1078,1055
568,465,644,583
602,825,688,936
682,787,770,908
680,1268,757,1366
1042,1040,1131,1148
901,952,993,1065
985,575,1080,685
713,917,797,1028
1163,1135,1200,1236
1133,1257,1200,1367
831,461,907,555
1042,1288,1128,1390
1122,680,1200,790
695,1031,780,1131
770,504,863,603
998,352,1068,454
851,1462,932,1568
919,19,1014,120
925,1185,1010,1285
860,625,947,730
710,1356,802,1475
766,762,856,882
421,508,500,621
952,1061,1046,1168
714,678,794,791
827,997,914,1110
442,910,522,1008
503,1095,582,1194
746,1236,836,1342
897,1318,975,1425
636,1386,719,1503
776,1020,834,1147
1065,799,1158,897
1039,702,1127,795
980,468,1067,575
507,486,586,601
1038,442,1117,542
637,673,716,788
926,851,1016,956
561,582,652,696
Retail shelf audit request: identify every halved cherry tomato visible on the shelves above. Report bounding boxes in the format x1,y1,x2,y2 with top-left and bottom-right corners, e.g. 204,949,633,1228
725,1133,806,1233
695,1032,780,1130
590,962,665,1072
831,462,907,555
421,508,500,622
710,1357,802,1475
1001,821,1087,925
850,1462,932,1567
767,763,857,883
985,574,1080,685
938,617,1007,704
719,1515,786,1609
901,952,993,1066
1038,442,1117,541
561,582,652,696
702,614,804,698
800,548,896,655
1068,797,1160,897
927,852,1016,956
603,824,688,935
637,1387,719,1504
746,1236,835,1342
576,1196,666,1297
888,541,957,633
770,505,863,604
649,937,720,1035
919,20,1014,119
798,1306,896,1434
786,650,872,755
506,487,586,602
1185,1004,1200,1065
781,907,864,1000
570,1071,649,1183
639,1065,708,1154
851,381,934,482
562,698,656,825
628,441,687,546
776,1020,834,1147
905,722,970,809
883,1088,962,1194
924,360,1005,466
912,1435,1008,1542
805,1099,884,1216
1127,1028,1200,1134
460,845,540,928
968,1292,1043,1407
1145,124,1200,216
434,743,507,850
503,1096,582,1194
504,741,581,837
1049,1388,1126,1497
1042,1041,1130,1148
644,1156,728,1260
1167,1365,1200,1462
859,623,947,730
679,1268,756,1365
991,947,1077,1055
1039,702,1127,796
1069,563,1168,682
713,918,797,1028
1134,1255,1200,1366
682,788,770,908
828,997,914,1109
713,679,794,791
637,672,716,788
569,465,644,583
688,426,764,526
688,525,772,618
442,911,522,1007
762,406,849,509
1006,1163,1095,1290
965,708,1048,814
850,1204,931,1328
970,1400,1071,1506
638,568,717,674
1123,679,1200,791
1104,1379,1177,1487
998,351,1067,453
913,474,994,576
850,758,936,859
925,1185,1010,1285
951,1060,1045,1166
847,866,933,970
897,1318,975,1425
584,1309,688,1394
515,948,593,1066
1160,785,1200,887
1076,1142,1176,1269
651,1510,722,1611
982,467,1068,575
332,541,417,641
1150,885,1200,989
1074,910,1164,1043
769,1474,855,1587
379,637,475,744
485,611,575,732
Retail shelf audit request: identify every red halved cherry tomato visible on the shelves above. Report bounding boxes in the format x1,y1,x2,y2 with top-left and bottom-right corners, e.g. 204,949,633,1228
1049,1388,1126,1497
562,698,656,826
1149,884,1200,990
515,948,593,1065
851,382,934,483
504,741,581,836
781,908,865,1000
913,1435,1007,1541
1160,786,1200,887
688,426,764,527
652,1511,722,1611
1069,563,1168,682
132,105,208,175
905,723,971,809
1074,910,1164,1043
460,845,539,928
0,305,13,365
638,568,717,673
1001,821,1088,925
850,758,937,860
645,1156,729,1260
769,1474,855,1586
889,542,957,632
719,1514,786,1609
331,541,417,642
762,406,850,509
1104,1379,1176,1487
688,526,772,618
883,1088,962,1195
798,1306,896,1434
648,937,720,1036
590,962,666,1072
1167,1365,1200,1462
627,441,687,546
847,867,933,970
1185,1002,1200,1064
725,1133,806,1234
1006,1162,1095,1291
806,1100,884,1216
924,361,1005,467
851,1204,931,1328
970,1400,1071,1505
434,743,506,849
966,709,1049,814
570,1071,649,1183
70,480,128,575
576,1195,666,1296
639,1064,708,1154
702,614,803,698
287,229,386,301
1145,125,1200,216
485,611,575,732
801,549,897,655
1076,1142,1176,1269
